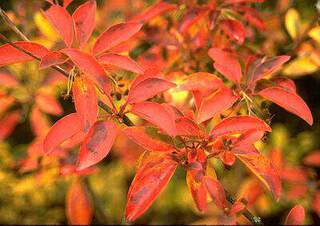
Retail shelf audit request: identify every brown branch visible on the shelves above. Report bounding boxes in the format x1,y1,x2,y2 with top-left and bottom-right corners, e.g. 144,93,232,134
0,6,263,225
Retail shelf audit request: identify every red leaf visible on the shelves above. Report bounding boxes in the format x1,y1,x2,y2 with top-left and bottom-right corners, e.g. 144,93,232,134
0,42,49,66
129,1,177,23
285,205,305,225
197,87,239,123
43,4,73,47
237,152,282,200
64,0,74,7
0,111,20,141
77,121,117,170
179,72,223,92
36,93,63,115
248,56,290,86
211,116,271,137
127,78,175,104
186,170,208,212
240,6,265,30
125,154,177,222
131,102,177,136
123,127,173,152
39,51,68,69
220,151,236,166
233,129,265,147
66,179,93,225
208,48,242,84
30,106,50,136
220,19,246,45
204,176,227,208
226,0,264,3
179,8,208,33
98,53,144,74
73,0,96,48
72,78,98,132
229,201,246,215
175,117,202,137
258,86,313,125
93,23,143,56
61,48,111,94
0,73,19,87
303,151,320,167
272,78,296,93
44,113,82,154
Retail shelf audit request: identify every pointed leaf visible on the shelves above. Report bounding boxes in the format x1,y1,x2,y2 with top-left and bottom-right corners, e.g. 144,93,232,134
127,78,175,104
0,111,20,141
176,117,202,137
285,205,305,225
93,23,143,55
211,116,271,137
237,152,282,200
208,48,242,84
125,154,177,222
36,93,63,115
197,87,239,123
0,42,49,66
61,48,111,94
123,127,173,152
129,1,177,23
204,176,227,208
131,102,177,136
248,56,290,86
220,19,246,45
187,170,208,212
73,0,96,48
98,53,144,74
285,8,301,40
77,121,117,170
43,4,73,47
66,179,93,225
73,78,98,132
39,51,68,69
258,86,313,125
44,113,82,153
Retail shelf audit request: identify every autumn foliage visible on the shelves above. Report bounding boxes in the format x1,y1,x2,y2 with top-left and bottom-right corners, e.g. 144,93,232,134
0,0,319,225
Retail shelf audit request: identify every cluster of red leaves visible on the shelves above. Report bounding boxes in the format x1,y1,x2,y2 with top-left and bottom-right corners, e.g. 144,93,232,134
0,0,316,224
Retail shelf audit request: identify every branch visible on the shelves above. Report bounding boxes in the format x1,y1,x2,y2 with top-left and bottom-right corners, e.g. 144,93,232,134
0,7,263,225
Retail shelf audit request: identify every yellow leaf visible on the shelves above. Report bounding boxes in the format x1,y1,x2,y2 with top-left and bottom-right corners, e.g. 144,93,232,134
283,56,318,77
34,12,59,42
309,26,320,44
285,8,301,39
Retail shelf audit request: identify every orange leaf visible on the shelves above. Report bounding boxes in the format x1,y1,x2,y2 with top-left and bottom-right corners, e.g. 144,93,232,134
43,4,73,47
127,78,175,104
66,179,93,225
72,78,98,132
77,121,118,170
44,113,82,154
98,53,144,74
285,205,305,225
123,127,173,152
129,1,177,23
39,51,68,69
204,176,227,208
0,42,49,66
237,152,282,200
131,102,177,136
258,86,313,125
210,116,271,137
125,154,177,222
197,87,239,123
73,0,96,48
36,93,63,116
93,23,142,56
208,48,242,84
61,48,111,94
